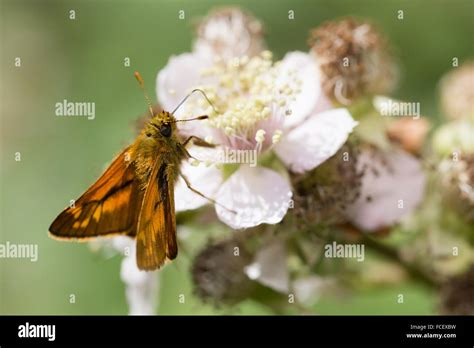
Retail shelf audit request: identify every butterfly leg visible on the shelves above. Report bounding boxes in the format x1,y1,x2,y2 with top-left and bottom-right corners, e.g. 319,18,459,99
179,173,236,214
180,135,215,161
182,135,215,148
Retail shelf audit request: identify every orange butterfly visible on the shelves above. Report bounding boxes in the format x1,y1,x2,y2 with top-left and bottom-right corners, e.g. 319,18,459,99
49,72,218,270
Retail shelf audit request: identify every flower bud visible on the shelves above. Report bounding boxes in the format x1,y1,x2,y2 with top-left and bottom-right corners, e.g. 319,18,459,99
439,61,474,121
432,120,474,157
386,118,430,155
191,237,256,305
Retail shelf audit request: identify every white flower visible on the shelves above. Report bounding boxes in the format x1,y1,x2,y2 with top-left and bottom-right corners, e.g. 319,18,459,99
345,148,426,231
293,276,336,306
119,238,159,315
244,239,289,293
90,236,159,315
157,50,357,229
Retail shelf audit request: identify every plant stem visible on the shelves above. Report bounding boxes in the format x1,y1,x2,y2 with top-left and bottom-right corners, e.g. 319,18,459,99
358,234,441,289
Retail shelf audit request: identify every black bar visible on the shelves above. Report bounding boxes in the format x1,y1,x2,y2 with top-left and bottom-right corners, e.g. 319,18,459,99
0,315,472,346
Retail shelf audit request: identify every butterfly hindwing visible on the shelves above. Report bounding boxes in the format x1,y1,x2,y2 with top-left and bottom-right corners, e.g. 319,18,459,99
136,160,177,271
49,147,143,239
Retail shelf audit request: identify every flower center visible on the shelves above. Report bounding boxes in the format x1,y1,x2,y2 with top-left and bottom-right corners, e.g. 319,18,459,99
181,51,301,150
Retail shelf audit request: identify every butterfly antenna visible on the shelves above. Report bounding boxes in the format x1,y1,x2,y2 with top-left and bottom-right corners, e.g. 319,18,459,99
171,89,219,116
134,72,154,117
174,115,209,123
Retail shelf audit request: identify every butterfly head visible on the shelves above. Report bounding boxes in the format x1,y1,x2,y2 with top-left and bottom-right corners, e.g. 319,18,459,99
146,111,177,139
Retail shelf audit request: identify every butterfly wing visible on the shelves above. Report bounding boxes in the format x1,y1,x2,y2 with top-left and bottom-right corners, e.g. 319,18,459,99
49,147,143,239
135,160,177,270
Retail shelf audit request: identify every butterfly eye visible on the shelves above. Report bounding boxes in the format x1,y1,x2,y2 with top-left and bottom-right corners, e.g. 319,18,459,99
160,123,172,137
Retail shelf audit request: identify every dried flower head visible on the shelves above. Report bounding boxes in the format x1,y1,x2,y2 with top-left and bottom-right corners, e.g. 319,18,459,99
440,61,474,121
194,6,265,60
291,142,363,225
440,264,474,315
308,17,397,104
191,237,256,305
439,154,474,222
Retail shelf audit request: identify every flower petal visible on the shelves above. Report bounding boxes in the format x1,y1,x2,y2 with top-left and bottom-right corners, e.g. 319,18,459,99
174,157,223,212
274,108,357,173
345,148,426,231
120,239,159,315
215,166,292,229
293,276,335,305
156,52,211,113
88,235,132,258
244,240,289,293
186,144,224,164
276,51,326,128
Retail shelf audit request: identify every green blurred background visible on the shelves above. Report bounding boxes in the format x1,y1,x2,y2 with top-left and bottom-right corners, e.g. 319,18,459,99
1,0,472,314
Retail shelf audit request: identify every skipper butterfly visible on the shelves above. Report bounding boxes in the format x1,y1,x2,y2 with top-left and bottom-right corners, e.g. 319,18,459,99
49,72,220,270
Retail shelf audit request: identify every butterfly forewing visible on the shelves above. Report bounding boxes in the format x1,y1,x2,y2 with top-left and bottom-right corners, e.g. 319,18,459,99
49,147,143,239
136,160,177,270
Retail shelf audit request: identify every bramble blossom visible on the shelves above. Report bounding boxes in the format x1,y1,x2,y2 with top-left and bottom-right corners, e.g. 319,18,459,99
157,50,357,229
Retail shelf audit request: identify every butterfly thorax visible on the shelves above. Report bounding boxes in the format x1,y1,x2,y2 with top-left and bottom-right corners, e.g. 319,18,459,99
130,112,187,190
